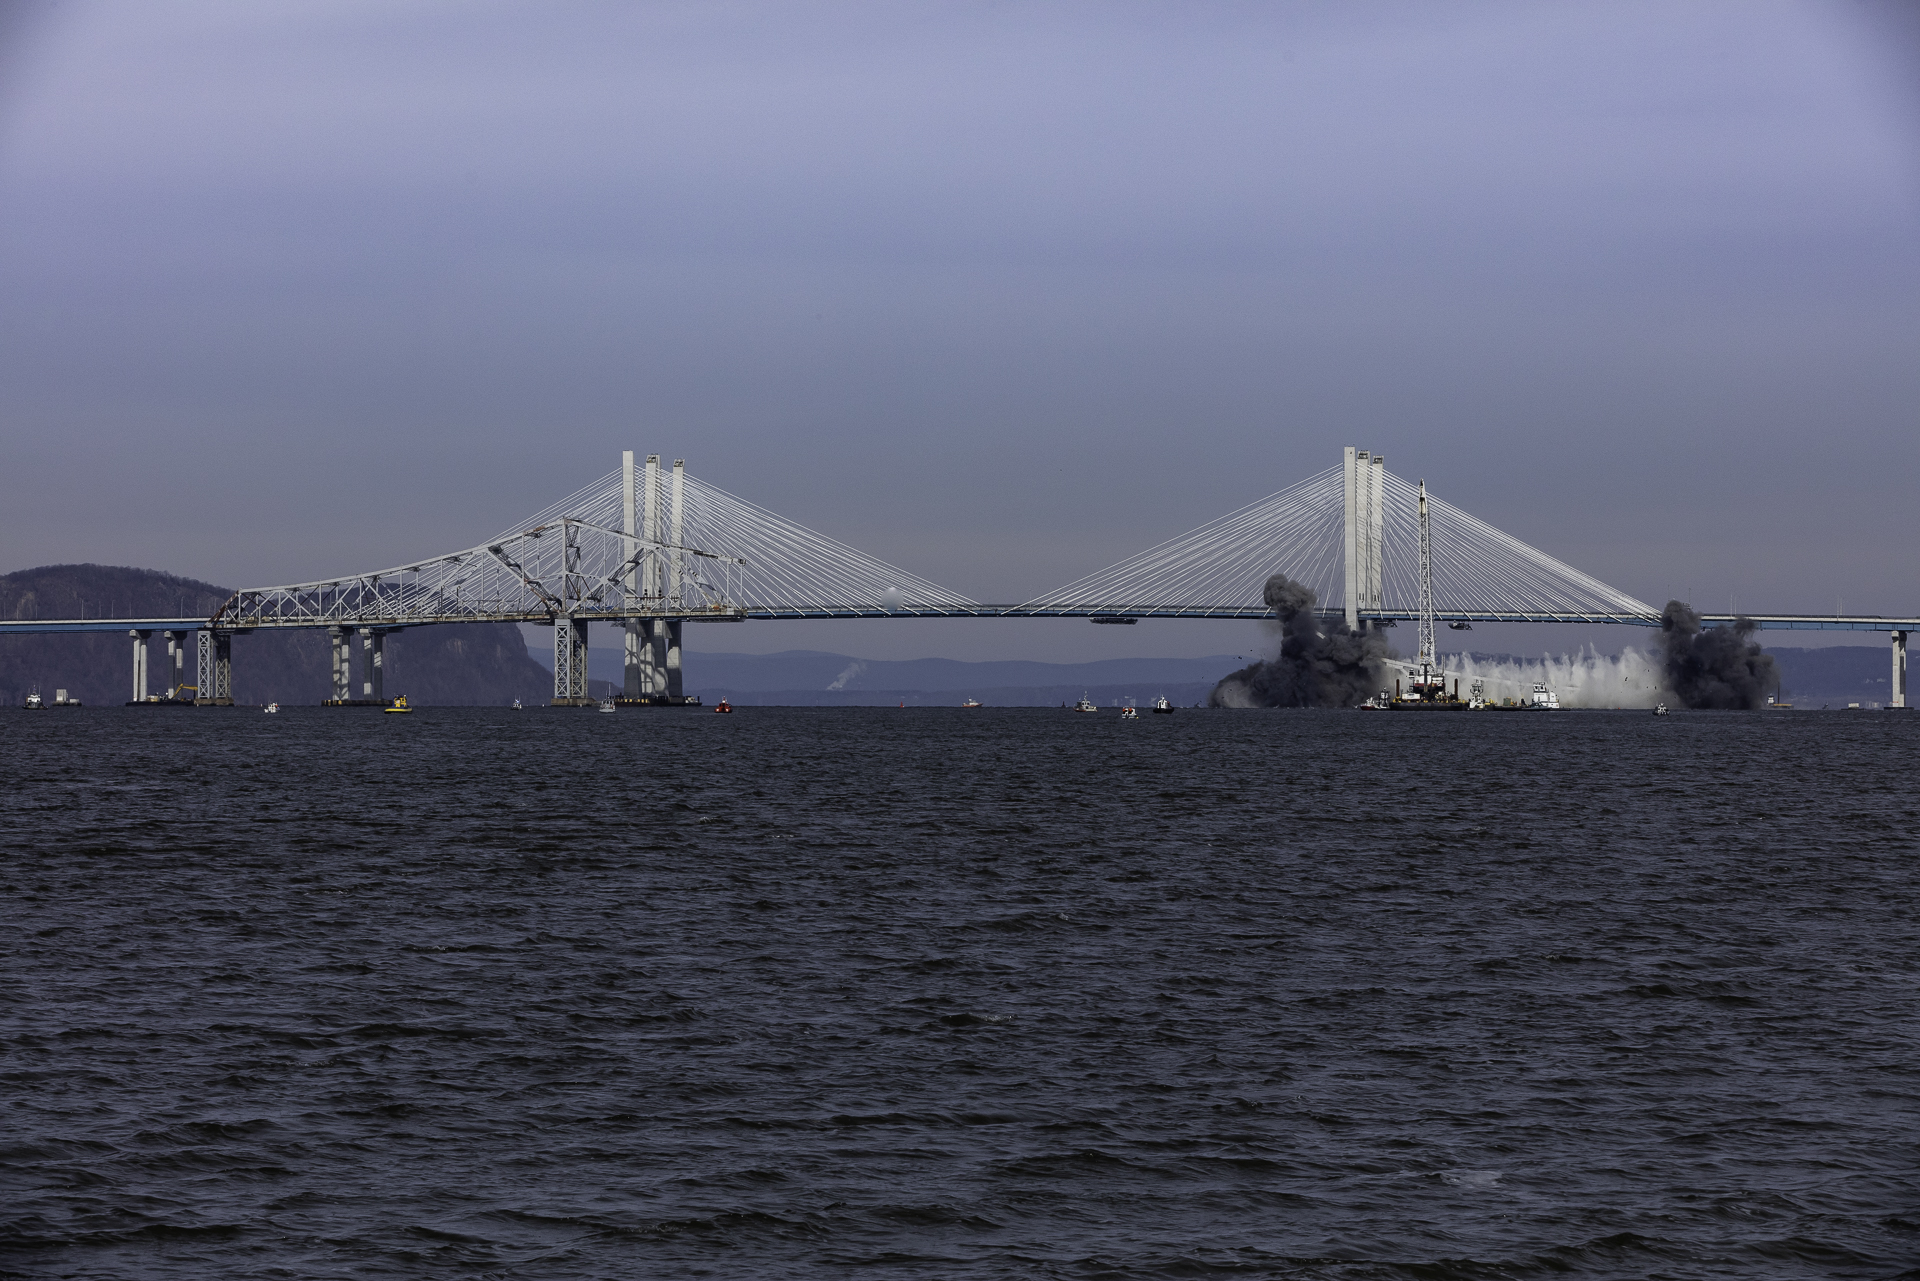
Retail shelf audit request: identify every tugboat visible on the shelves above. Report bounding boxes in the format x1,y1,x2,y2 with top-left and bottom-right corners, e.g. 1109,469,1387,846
1527,682,1561,710
961,697,982,708
384,695,412,714
24,685,43,710
714,698,733,713
1151,695,1174,714
1072,693,1098,713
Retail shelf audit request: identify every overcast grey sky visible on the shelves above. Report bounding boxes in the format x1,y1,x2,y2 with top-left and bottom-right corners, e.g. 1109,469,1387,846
2,1,1915,661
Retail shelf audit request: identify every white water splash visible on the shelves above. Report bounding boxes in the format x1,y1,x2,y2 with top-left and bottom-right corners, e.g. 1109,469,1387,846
1437,646,1667,709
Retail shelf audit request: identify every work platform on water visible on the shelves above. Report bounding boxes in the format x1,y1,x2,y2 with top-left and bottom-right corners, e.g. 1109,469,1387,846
2,448,1910,708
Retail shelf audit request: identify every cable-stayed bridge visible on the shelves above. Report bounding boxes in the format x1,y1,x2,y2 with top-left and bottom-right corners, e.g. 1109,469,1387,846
5,448,1913,706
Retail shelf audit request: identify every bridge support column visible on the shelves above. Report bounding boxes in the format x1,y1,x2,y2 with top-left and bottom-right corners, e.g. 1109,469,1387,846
553,617,591,705
666,619,683,700
163,630,183,699
1367,453,1384,613
129,629,151,703
328,627,352,703
360,628,385,704
1342,447,1361,631
649,619,670,699
213,632,232,704
625,617,652,698
1893,630,1907,709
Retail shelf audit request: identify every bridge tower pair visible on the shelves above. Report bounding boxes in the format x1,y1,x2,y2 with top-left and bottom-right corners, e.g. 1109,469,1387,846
550,450,691,706
1342,446,1386,632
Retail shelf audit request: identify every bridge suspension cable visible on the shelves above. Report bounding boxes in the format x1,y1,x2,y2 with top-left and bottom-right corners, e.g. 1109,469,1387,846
1011,457,1657,624
215,463,978,629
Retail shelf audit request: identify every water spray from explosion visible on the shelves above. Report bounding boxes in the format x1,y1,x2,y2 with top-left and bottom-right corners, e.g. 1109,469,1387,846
1209,575,1390,707
1656,600,1779,709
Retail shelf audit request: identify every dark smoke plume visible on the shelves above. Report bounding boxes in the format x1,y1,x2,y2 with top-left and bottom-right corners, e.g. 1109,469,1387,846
1209,574,1391,707
1656,600,1779,709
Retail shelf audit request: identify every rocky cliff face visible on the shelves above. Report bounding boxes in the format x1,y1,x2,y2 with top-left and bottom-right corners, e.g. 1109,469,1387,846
1,564,563,706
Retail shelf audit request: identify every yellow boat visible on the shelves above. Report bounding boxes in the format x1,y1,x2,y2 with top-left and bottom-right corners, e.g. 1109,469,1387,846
384,695,412,714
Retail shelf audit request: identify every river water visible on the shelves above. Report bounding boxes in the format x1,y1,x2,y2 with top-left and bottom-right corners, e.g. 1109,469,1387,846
4,706,1917,1279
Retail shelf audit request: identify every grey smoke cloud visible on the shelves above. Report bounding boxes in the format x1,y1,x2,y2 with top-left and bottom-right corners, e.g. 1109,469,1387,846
1210,574,1390,708
1656,600,1781,709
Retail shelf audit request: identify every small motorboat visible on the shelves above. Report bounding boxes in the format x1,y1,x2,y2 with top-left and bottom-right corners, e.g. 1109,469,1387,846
1119,704,1139,719
264,702,279,714
714,699,733,713
24,687,43,710
1151,696,1174,714
1073,693,1098,713
598,697,616,713
961,698,982,708
1653,702,1670,716
384,695,412,714
511,699,523,711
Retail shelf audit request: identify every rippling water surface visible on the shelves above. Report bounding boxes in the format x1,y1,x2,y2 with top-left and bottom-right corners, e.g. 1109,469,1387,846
4,706,1917,1279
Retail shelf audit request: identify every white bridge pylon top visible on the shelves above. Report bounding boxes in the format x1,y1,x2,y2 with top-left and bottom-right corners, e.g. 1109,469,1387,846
1012,457,1658,625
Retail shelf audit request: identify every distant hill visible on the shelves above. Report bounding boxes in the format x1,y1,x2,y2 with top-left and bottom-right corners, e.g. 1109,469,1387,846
1767,647,1902,705
1,564,561,706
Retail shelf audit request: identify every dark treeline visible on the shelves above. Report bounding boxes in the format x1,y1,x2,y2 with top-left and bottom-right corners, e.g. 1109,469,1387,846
1,564,563,706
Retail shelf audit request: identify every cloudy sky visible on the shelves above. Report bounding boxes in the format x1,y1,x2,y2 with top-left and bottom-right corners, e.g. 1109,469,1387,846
1,1,1915,661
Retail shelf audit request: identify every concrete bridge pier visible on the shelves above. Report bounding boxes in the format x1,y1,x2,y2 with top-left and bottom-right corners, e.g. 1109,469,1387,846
1894,630,1908,709
624,617,658,699
163,630,185,699
128,629,151,703
328,627,352,702
553,616,593,705
194,631,233,705
666,619,683,699
360,628,386,704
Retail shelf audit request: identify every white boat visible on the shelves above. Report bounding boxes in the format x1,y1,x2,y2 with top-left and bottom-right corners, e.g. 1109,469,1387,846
1151,696,1174,714
598,697,616,713
1120,704,1139,719
511,699,523,711
24,686,43,709
1072,693,1098,712
1529,682,1560,710
961,698,982,708
264,702,279,714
